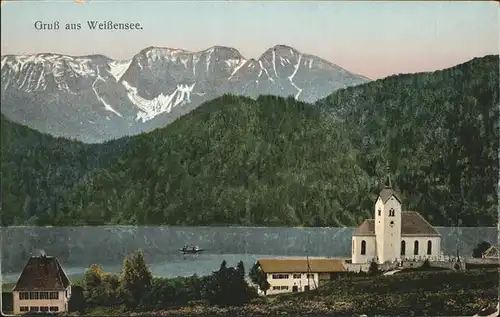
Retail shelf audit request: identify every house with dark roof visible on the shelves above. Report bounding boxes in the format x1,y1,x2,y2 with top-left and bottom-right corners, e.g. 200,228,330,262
255,258,346,295
12,255,72,315
351,178,442,264
482,245,499,259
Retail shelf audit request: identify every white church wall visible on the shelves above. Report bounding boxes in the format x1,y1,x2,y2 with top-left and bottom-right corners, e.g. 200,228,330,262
400,236,441,261
352,236,376,264
379,196,402,264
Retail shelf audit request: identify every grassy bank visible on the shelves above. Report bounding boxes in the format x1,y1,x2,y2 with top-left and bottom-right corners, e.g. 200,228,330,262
72,269,497,316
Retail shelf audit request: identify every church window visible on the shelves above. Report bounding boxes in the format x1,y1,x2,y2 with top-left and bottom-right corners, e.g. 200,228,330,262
401,240,406,255
389,208,395,217
361,240,366,255
414,241,419,255
427,240,432,255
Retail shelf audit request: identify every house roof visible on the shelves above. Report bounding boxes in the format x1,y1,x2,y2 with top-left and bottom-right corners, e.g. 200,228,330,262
483,245,499,257
379,187,402,204
257,258,346,273
352,211,441,237
13,256,71,291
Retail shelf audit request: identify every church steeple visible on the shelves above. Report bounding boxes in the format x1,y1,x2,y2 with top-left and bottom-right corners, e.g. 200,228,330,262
384,174,392,189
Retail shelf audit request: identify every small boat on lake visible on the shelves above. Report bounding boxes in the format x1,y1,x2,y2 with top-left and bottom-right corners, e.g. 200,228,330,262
179,245,204,254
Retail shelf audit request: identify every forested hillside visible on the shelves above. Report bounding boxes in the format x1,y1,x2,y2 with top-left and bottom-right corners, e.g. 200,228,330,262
317,55,499,226
0,116,129,225
1,55,497,227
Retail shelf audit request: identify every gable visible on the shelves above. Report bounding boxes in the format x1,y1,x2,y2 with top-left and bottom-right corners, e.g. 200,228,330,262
483,245,499,257
401,211,441,236
379,188,402,204
13,256,71,291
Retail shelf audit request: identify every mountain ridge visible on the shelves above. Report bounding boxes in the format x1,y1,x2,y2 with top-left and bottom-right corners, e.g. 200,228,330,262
1,44,370,143
1,54,497,227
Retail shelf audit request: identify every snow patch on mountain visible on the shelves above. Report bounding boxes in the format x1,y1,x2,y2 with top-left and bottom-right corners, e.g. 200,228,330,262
288,54,303,99
92,69,123,117
108,60,131,82
228,60,247,80
122,80,197,122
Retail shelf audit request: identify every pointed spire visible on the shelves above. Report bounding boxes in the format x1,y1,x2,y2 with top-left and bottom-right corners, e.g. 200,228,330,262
384,175,391,189
384,161,392,189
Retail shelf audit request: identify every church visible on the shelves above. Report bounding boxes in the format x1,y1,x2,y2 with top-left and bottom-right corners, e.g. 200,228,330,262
351,180,442,264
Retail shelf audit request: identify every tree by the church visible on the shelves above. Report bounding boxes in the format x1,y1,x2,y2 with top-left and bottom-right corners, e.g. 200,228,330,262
368,260,379,276
472,241,492,258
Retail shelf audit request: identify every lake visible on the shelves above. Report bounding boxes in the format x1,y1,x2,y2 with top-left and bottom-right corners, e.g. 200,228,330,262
1,226,496,283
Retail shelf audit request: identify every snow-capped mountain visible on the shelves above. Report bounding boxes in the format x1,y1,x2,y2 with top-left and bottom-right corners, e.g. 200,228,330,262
1,45,370,143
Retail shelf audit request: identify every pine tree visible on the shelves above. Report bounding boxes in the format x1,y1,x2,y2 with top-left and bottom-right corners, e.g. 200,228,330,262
249,262,270,295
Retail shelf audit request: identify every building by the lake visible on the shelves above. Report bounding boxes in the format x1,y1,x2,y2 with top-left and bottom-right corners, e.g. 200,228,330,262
255,258,346,295
12,255,72,315
351,180,442,265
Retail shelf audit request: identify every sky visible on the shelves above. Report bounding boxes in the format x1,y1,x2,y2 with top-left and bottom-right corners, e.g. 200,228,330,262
1,0,498,80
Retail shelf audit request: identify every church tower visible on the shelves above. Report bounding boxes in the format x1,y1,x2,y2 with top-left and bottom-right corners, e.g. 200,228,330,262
374,175,402,264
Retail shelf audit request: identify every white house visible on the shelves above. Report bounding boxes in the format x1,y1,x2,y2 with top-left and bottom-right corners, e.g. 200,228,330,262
12,255,72,315
352,180,442,264
255,258,346,295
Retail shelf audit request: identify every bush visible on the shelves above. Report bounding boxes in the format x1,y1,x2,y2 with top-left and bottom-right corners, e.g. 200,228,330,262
421,259,431,269
368,260,379,276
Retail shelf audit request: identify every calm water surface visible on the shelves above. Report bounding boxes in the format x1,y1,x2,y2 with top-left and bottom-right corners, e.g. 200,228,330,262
1,226,496,283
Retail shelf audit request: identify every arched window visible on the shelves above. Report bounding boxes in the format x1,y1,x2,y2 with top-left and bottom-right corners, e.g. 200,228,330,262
361,240,366,255
389,208,395,217
427,240,432,255
401,240,406,255
414,240,419,255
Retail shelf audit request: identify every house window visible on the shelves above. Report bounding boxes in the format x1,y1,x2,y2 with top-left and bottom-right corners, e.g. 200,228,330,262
389,208,395,217
427,240,432,255
19,292,29,300
49,306,59,312
40,307,49,312
29,292,39,300
293,274,301,279
271,274,289,279
414,240,419,255
40,291,49,299
49,291,59,299
378,209,381,216
361,240,366,255
306,273,314,279
29,307,39,312
19,307,28,312
401,240,406,255
280,286,289,290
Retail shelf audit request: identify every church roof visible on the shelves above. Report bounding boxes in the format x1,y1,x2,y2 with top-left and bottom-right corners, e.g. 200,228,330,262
352,211,441,237
378,187,402,204
352,219,375,236
13,255,71,291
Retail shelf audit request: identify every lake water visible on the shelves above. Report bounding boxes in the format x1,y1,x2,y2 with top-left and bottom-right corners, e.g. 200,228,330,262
1,226,496,284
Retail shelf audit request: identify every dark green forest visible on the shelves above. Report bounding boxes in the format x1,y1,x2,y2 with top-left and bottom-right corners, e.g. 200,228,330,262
1,55,498,227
